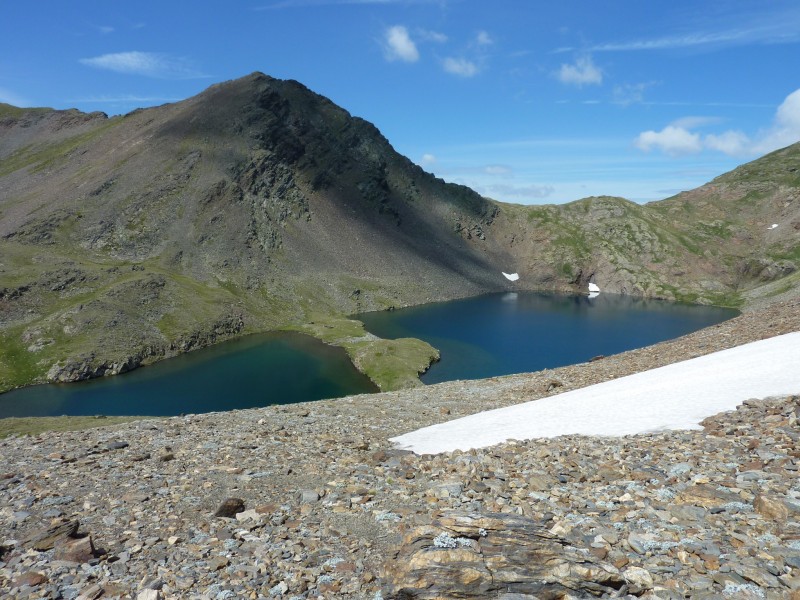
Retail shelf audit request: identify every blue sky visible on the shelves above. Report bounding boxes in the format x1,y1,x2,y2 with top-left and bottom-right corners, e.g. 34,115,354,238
2,1,799,204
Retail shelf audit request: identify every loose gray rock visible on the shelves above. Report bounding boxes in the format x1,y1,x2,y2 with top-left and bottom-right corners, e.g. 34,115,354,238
1,301,799,599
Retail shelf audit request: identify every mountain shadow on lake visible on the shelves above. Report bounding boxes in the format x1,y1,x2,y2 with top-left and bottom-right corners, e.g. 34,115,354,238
0,332,378,418
358,292,737,384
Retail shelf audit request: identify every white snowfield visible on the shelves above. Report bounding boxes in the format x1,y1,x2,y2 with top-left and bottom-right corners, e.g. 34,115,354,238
390,331,800,455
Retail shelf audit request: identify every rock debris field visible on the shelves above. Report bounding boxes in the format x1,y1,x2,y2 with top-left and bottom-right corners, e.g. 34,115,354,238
2,299,800,600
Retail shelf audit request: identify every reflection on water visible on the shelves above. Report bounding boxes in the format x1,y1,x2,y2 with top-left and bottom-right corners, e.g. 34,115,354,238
0,332,378,418
358,292,737,384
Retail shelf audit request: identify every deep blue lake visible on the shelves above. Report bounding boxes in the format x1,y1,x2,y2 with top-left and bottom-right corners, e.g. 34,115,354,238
358,292,737,384
0,292,737,418
0,332,378,418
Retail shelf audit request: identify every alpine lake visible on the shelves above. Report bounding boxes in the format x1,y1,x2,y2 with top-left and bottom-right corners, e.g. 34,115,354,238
0,292,737,418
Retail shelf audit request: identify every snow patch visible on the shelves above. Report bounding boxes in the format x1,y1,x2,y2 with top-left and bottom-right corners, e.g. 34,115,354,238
390,332,800,454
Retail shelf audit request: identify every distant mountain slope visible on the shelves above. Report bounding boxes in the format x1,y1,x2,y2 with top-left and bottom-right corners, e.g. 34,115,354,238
651,143,800,290
1,73,798,392
488,143,799,306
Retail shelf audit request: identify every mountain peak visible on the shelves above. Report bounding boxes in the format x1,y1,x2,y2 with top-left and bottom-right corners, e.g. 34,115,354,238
1,73,797,394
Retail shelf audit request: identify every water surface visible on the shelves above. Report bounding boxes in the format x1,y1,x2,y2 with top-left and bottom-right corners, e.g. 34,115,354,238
1,293,737,418
358,292,737,384
0,332,377,418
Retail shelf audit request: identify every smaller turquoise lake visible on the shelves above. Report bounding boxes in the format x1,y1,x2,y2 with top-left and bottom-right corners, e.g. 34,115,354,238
358,292,737,384
0,332,378,418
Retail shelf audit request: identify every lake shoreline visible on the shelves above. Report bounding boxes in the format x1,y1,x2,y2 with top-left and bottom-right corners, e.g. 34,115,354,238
358,291,737,385
0,330,378,419
0,288,740,408
1,297,798,597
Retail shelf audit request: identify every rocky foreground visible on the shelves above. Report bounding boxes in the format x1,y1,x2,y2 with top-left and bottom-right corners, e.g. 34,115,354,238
2,299,800,599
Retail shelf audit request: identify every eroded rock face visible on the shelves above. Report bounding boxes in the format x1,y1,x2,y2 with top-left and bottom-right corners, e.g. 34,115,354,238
382,511,626,599
44,313,245,384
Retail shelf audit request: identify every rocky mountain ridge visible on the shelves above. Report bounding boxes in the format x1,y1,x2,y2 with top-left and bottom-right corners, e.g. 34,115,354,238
1,72,798,392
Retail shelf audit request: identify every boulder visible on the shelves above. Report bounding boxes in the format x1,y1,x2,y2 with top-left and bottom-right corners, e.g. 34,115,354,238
12,571,48,587
753,493,790,521
53,535,97,563
381,512,627,599
22,518,79,551
213,497,245,518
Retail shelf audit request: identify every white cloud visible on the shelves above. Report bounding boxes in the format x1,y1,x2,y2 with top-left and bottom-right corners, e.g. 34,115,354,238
420,153,437,165
592,20,800,53
476,30,493,46
777,89,800,129
705,130,750,155
671,116,723,129
79,51,206,79
612,82,656,106
636,88,800,158
635,126,703,156
557,56,602,86
98,25,115,34
383,26,419,62
593,31,749,52
442,57,478,77
753,88,800,154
